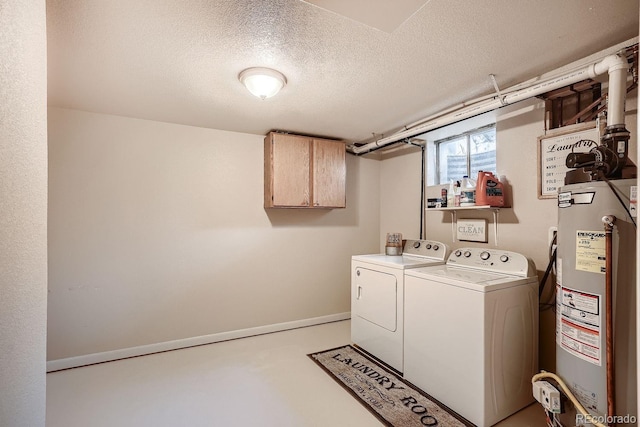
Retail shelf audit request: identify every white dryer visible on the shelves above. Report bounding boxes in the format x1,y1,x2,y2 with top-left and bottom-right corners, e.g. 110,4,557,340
404,248,538,427
351,239,448,373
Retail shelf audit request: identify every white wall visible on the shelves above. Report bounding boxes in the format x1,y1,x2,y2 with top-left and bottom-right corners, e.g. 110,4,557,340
47,108,380,362
382,92,638,371
379,146,424,247
0,1,48,426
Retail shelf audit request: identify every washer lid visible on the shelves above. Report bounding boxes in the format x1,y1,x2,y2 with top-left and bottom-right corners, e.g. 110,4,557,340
405,264,537,292
351,254,445,270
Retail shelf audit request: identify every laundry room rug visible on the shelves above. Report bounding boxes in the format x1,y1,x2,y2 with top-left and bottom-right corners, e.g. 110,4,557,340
308,345,471,427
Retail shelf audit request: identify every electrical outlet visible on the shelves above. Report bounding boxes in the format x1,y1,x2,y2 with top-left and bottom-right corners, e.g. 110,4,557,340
532,380,562,413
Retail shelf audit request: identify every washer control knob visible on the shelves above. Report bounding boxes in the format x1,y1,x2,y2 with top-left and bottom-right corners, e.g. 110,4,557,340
454,250,462,257
500,255,509,263
425,244,432,249
413,241,421,249
433,245,439,251
464,250,472,258
480,251,490,260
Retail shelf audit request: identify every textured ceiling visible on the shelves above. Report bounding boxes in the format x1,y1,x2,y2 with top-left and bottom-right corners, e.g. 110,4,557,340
303,0,430,33
46,0,639,144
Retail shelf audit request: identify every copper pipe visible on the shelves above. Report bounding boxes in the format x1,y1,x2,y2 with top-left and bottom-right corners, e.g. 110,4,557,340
603,215,617,426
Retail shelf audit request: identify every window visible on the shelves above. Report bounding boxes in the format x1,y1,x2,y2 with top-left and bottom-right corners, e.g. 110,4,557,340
434,124,496,185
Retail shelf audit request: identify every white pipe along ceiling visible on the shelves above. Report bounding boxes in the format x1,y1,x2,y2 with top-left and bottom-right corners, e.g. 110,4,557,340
347,49,633,156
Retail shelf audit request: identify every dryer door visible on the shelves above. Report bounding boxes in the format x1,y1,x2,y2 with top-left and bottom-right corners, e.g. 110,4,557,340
353,267,398,331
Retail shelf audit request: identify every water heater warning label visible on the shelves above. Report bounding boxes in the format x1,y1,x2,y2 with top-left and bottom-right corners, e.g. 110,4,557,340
575,230,606,274
557,285,602,366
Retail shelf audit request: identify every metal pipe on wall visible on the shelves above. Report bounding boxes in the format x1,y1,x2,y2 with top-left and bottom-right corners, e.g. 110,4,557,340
603,215,617,425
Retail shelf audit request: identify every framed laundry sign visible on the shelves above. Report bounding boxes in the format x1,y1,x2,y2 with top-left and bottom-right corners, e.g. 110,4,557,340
537,122,600,199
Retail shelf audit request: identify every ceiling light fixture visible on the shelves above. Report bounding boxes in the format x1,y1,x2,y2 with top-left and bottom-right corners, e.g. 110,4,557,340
238,67,287,100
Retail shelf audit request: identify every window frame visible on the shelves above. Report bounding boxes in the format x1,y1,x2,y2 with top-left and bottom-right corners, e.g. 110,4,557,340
434,123,496,186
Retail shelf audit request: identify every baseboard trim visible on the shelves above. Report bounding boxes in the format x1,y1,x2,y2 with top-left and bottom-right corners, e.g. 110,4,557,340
47,312,351,372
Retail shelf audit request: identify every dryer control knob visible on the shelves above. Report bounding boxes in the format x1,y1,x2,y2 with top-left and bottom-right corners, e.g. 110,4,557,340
413,241,421,248
500,255,509,263
425,244,432,249
433,245,439,251
480,251,490,260
464,251,471,258
454,250,462,257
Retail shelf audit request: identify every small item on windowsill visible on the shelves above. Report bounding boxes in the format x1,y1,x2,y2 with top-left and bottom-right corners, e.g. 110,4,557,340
476,171,506,207
427,198,446,208
447,181,455,207
460,175,476,206
454,180,461,206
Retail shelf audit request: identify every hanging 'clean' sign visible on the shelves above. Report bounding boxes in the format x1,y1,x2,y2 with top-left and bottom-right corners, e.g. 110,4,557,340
456,219,487,242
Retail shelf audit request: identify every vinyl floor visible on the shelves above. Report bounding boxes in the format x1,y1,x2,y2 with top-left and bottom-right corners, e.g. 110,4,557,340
46,320,547,427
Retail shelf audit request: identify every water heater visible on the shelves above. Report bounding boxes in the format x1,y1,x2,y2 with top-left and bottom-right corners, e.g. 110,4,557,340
556,179,637,426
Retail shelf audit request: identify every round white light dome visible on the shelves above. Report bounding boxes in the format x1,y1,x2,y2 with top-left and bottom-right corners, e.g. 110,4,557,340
238,67,287,100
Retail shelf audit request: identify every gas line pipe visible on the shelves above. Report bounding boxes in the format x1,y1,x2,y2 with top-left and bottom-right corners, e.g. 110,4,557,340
603,214,617,426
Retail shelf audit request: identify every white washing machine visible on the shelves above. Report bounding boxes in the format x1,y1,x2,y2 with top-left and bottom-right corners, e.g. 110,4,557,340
351,239,449,373
404,248,538,427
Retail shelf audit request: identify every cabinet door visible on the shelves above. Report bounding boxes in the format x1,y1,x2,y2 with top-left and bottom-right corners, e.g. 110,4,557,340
268,133,311,207
312,138,346,208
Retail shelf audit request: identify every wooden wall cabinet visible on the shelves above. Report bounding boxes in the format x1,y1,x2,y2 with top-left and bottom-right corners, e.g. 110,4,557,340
264,132,346,208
